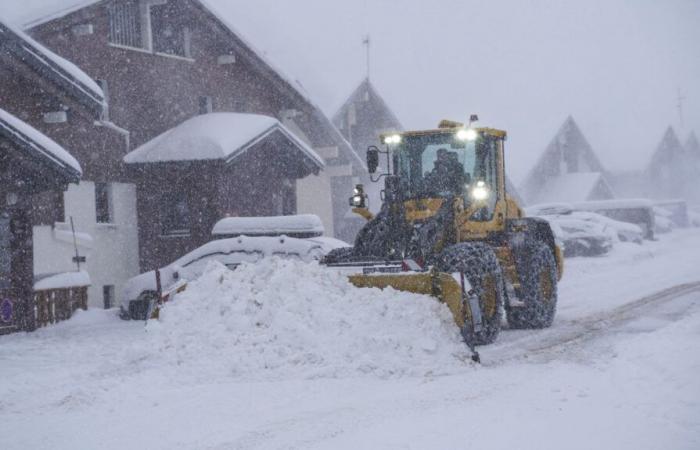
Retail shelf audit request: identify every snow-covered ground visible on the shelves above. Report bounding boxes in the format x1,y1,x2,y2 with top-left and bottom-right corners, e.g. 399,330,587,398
2,229,700,449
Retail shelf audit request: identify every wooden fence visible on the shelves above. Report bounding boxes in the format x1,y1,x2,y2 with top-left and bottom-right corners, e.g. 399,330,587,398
34,286,88,328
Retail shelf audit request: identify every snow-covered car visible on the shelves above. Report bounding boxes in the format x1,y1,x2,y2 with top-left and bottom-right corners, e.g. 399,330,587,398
546,215,614,257
120,235,343,320
527,205,644,246
572,199,656,240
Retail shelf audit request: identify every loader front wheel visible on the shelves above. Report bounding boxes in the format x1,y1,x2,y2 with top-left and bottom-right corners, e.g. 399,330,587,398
436,243,504,346
508,241,558,329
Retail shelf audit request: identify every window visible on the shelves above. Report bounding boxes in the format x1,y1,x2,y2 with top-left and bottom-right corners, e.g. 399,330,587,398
108,1,142,48
103,285,115,309
162,192,190,236
151,2,191,57
95,183,113,224
198,96,213,115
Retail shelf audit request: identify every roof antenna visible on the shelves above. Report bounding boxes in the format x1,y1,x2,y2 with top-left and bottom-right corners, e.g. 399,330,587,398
363,35,371,80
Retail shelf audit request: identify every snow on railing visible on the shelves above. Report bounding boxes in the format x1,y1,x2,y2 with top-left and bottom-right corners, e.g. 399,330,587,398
33,271,90,328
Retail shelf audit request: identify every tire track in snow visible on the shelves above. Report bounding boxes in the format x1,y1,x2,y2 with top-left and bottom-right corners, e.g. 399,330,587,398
481,281,700,366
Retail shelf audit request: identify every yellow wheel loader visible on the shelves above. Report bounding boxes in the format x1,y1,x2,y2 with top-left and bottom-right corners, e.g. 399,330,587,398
323,119,564,359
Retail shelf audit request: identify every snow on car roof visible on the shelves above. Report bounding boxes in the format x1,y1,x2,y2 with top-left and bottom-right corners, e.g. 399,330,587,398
123,112,324,167
212,214,324,237
0,107,82,175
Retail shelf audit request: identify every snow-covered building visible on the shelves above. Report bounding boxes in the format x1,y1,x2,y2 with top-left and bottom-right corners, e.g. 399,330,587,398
0,18,134,311
332,77,402,227
0,105,82,332
334,78,403,160
9,0,367,279
521,116,614,205
646,126,700,204
124,113,324,268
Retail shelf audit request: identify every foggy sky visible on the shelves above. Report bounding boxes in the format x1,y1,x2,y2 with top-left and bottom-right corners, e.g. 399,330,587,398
6,0,699,183
215,0,700,183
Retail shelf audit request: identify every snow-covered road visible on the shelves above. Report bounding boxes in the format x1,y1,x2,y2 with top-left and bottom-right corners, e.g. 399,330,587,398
2,229,700,449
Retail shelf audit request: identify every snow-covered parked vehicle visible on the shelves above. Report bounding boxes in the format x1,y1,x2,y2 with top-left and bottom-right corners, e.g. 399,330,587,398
546,216,614,257
121,215,349,320
527,203,644,257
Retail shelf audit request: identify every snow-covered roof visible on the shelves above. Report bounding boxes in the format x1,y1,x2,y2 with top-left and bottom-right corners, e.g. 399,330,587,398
529,172,608,204
123,113,324,168
0,19,104,112
212,214,324,237
0,107,82,176
34,270,90,291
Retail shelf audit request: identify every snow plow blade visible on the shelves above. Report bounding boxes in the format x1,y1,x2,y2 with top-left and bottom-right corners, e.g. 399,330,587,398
347,271,469,329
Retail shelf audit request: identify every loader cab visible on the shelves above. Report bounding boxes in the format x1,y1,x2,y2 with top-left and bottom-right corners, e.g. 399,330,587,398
380,127,507,228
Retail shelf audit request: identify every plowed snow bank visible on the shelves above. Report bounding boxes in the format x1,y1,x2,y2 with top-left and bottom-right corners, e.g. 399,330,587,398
146,259,470,380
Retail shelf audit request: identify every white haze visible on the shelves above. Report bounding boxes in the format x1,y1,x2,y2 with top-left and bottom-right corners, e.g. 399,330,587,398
213,0,700,183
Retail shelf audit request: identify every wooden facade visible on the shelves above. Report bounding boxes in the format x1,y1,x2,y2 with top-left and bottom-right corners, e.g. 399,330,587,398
0,115,81,333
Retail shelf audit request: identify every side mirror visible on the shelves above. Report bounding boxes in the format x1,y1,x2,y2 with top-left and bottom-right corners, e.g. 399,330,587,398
366,147,379,174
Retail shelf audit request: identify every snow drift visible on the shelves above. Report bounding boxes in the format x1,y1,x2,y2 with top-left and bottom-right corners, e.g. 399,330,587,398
143,258,471,380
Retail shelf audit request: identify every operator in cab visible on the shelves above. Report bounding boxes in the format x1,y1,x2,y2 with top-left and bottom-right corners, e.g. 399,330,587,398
425,148,468,195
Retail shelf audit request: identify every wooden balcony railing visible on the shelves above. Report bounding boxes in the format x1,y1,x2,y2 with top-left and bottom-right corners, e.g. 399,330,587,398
34,286,88,328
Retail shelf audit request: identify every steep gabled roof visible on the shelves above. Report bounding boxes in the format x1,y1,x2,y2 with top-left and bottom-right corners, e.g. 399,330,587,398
521,116,607,202
0,19,105,116
0,107,82,181
533,115,605,174
648,126,685,168
332,78,403,130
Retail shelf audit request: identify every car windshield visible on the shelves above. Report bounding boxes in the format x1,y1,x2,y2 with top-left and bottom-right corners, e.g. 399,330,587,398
394,132,498,200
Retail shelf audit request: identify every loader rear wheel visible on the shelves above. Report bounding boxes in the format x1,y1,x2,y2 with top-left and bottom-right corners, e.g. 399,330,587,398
436,242,504,346
508,241,558,329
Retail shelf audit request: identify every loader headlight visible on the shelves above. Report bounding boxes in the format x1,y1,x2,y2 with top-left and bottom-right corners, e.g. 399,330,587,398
383,134,401,145
471,181,489,201
457,128,478,141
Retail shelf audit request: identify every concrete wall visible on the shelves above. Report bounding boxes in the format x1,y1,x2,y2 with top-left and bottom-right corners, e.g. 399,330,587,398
33,181,140,308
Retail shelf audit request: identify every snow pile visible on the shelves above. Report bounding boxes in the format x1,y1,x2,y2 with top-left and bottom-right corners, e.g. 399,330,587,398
145,258,470,380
